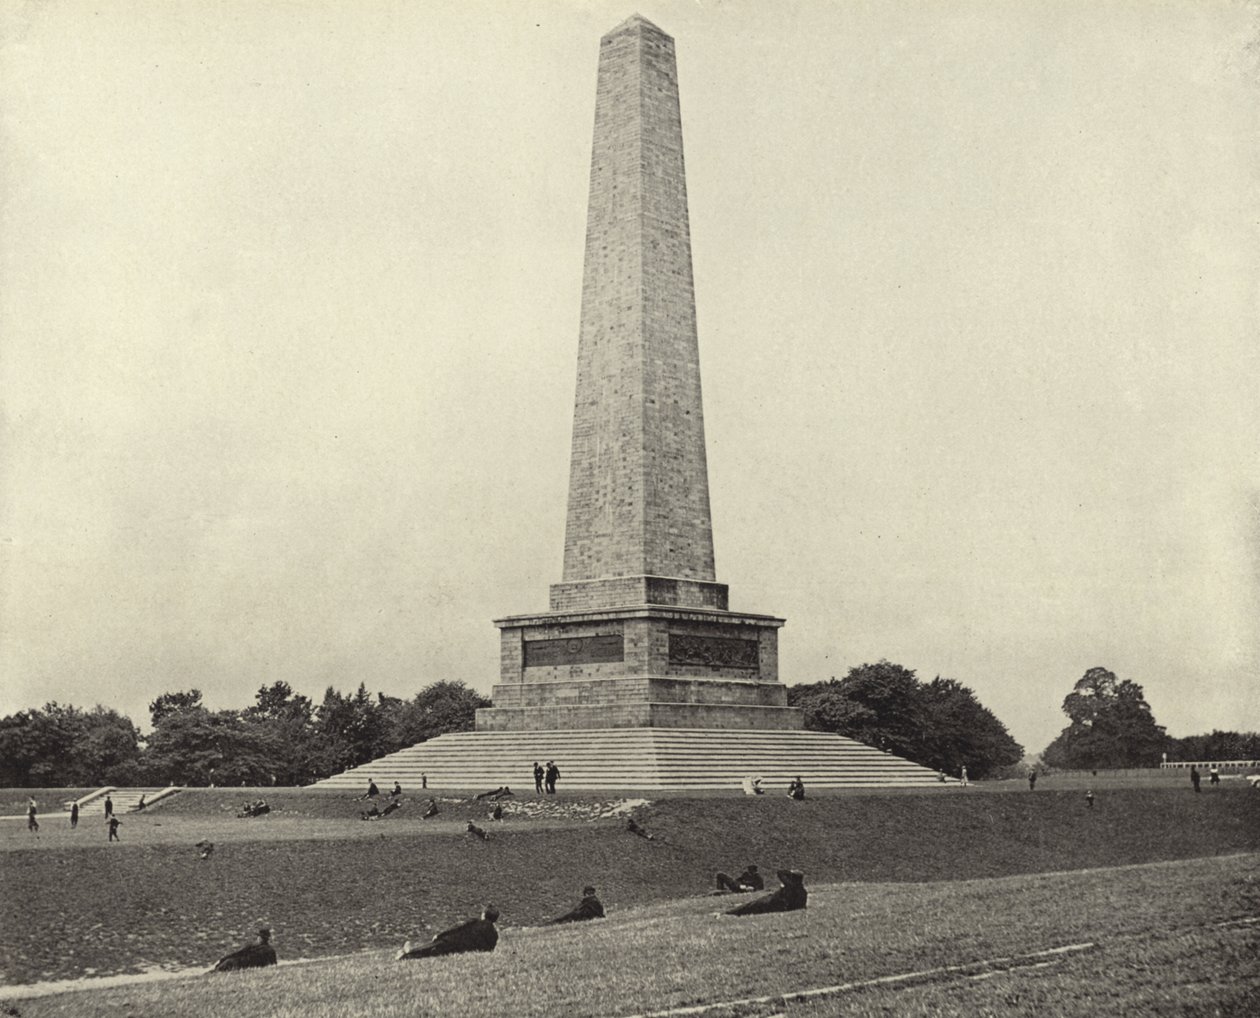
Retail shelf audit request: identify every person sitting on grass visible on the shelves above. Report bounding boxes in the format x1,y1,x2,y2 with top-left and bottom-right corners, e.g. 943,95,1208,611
211,928,277,972
489,803,504,821
391,781,402,797
422,798,440,818
397,907,499,960
725,870,807,916
715,865,764,893
787,777,806,800
550,886,605,924
467,821,489,840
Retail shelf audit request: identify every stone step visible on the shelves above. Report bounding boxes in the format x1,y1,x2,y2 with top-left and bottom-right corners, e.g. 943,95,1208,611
64,787,182,814
313,729,946,791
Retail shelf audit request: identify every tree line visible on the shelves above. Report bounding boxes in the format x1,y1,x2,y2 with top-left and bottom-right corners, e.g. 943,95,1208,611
0,680,489,788
1,665,1251,788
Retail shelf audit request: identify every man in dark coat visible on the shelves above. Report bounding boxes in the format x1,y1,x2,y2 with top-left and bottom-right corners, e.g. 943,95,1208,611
550,886,604,924
716,865,763,893
422,798,440,818
397,907,499,960
787,777,805,800
211,928,277,971
533,761,544,794
545,761,559,794
726,870,807,916
70,801,79,828
1190,766,1201,792
104,795,114,819
107,816,122,841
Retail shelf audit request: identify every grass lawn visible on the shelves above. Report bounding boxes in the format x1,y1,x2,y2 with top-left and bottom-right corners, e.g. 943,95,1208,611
7,854,1257,1017
1,783,1256,1013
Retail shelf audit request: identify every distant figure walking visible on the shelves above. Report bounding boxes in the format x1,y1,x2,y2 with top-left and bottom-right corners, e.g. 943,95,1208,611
70,801,79,828
716,865,764,893
1191,766,1201,793
104,795,114,819
397,907,498,960
211,928,277,972
1085,789,1095,809
550,886,604,924
726,870,807,916
787,777,805,801
545,761,560,794
107,816,122,841
960,765,969,787
1209,765,1220,786
534,761,545,794
1028,771,1038,791
27,797,38,833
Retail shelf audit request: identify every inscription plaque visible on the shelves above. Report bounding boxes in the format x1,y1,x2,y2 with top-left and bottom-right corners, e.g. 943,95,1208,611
668,634,759,670
524,634,624,667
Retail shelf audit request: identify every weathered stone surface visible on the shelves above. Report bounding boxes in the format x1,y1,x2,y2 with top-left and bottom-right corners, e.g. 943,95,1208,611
473,15,803,736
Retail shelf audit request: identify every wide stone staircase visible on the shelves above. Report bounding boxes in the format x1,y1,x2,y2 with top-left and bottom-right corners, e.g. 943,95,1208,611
313,728,945,792
65,786,182,815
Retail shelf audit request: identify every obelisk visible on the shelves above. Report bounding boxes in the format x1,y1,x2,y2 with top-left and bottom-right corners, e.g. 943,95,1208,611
477,14,802,733
315,16,945,789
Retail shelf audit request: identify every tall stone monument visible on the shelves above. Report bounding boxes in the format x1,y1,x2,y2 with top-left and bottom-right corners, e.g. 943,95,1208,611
316,15,940,790
476,14,801,734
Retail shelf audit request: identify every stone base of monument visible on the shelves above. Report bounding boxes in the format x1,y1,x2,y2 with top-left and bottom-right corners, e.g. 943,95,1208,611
312,728,944,792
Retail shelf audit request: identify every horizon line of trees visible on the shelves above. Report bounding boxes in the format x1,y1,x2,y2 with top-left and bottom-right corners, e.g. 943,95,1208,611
1,667,1252,789
0,680,489,789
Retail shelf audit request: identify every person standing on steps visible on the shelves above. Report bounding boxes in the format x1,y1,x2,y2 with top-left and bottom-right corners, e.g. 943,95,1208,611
104,794,114,819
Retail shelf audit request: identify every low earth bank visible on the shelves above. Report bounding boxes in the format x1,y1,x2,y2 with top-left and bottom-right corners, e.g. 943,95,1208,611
1,785,1255,985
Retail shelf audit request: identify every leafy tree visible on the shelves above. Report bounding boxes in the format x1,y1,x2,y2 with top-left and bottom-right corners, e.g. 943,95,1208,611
917,677,1023,779
380,681,491,752
1167,730,1260,762
148,689,203,727
788,661,1022,778
0,703,141,786
1041,667,1167,769
144,706,281,786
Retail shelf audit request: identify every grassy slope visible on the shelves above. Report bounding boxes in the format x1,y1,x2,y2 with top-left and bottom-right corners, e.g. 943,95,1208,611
12,854,1259,1018
2,784,1255,989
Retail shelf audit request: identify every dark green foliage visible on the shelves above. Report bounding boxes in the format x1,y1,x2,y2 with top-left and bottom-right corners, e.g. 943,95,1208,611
1166,729,1260,762
0,703,141,786
1042,667,1168,769
787,661,1022,779
0,680,492,787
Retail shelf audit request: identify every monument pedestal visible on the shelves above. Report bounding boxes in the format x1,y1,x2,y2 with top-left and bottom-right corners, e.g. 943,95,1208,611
477,600,803,732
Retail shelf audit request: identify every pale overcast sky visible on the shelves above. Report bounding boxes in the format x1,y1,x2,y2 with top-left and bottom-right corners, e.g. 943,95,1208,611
2,0,1257,754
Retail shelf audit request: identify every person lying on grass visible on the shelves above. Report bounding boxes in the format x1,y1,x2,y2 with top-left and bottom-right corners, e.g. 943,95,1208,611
725,870,807,916
211,928,277,972
397,907,499,959
550,886,605,924
715,864,764,893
